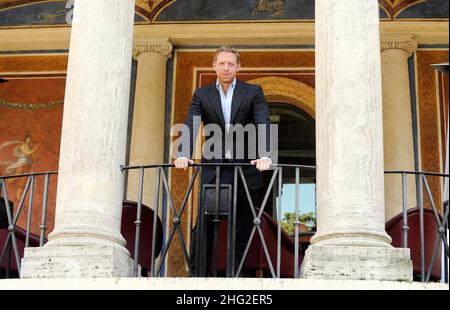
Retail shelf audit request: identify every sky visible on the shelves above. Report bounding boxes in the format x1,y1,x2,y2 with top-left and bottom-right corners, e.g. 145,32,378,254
277,183,316,219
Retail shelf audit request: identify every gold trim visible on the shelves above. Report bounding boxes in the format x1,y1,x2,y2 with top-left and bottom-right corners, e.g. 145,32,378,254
0,52,68,57
388,18,449,22
176,48,315,53
151,0,177,22
391,0,427,20
0,99,63,110
0,71,67,76
135,11,149,22
417,47,449,51
1,21,447,51
379,3,392,20
151,19,315,24
149,17,448,24
1,17,448,29
248,76,315,118
0,23,70,30
0,76,65,80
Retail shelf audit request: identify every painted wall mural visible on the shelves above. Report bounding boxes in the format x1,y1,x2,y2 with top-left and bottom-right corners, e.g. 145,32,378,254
380,0,448,19
0,0,447,27
156,0,316,21
416,49,449,212
0,54,67,236
0,0,145,27
0,136,39,175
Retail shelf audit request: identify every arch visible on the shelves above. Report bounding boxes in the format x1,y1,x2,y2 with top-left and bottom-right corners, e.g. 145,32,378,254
247,77,315,118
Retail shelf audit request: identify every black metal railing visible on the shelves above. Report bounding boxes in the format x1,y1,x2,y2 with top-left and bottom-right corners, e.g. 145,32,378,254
120,163,316,278
384,170,449,283
1,167,448,282
0,171,57,278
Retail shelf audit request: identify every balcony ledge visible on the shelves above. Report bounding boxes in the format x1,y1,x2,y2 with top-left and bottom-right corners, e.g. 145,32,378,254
0,277,447,290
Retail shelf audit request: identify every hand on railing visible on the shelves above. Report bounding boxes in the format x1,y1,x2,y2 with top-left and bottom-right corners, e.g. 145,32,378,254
174,157,194,170
251,158,272,171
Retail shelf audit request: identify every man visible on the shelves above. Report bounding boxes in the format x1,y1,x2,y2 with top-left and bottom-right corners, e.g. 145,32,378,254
174,46,272,276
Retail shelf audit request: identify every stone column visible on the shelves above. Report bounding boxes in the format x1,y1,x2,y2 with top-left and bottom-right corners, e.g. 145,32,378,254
127,39,172,207
302,0,412,281
21,0,136,278
381,35,418,221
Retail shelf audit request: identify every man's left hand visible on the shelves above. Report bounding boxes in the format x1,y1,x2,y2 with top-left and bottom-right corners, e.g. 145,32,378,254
250,158,272,171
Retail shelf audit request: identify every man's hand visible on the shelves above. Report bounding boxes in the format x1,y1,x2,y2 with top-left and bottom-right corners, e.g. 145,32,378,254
250,158,272,171
174,157,194,170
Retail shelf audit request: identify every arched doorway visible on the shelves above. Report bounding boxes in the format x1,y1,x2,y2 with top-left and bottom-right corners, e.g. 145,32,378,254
248,77,316,233
268,102,316,232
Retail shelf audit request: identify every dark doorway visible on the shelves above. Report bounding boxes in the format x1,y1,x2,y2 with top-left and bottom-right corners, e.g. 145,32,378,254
262,102,316,234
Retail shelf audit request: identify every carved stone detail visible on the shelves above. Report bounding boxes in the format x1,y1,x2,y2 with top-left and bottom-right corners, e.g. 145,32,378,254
133,39,173,59
381,35,418,56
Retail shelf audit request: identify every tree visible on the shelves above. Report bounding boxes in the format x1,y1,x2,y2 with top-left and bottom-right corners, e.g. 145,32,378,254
281,212,316,235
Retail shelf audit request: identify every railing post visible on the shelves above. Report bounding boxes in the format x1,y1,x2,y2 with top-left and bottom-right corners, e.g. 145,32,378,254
226,166,236,277
0,202,11,278
444,200,449,283
25,175,35,248
276,167,282,278
150,167,161,277
211,166,221,277
294,167,300,278
401,173,409,248
231,166,238,277
132,167,145,277
418,174,425,282
39,173,50,247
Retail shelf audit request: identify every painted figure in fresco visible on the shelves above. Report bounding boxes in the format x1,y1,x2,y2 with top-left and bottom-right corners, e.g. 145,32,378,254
0,136,38,175
174,46,272,276
38,10,68,23
252,0,285,17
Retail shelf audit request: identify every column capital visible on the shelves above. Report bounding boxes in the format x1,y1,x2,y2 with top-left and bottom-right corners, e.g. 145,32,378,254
133,39,173,59
381,35,418,56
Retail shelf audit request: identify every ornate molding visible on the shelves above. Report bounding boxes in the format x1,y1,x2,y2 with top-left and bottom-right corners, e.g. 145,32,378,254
248,76,316,118
132,39,173,59
381,35,418,56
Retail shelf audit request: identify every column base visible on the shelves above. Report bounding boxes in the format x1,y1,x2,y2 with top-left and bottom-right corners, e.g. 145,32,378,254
301,245,412,281
20,245,133,279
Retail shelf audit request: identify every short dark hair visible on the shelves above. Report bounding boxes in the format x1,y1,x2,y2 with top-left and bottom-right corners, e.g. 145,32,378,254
213,45,240,64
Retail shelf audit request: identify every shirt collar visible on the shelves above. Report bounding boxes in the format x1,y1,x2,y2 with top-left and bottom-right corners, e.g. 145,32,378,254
216,78,237,90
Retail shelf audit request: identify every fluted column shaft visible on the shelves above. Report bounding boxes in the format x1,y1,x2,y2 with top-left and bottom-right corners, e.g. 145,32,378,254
127,39,172,207
312,0,390,247
381,35,418,220
302,0,412,281
21,0,136,278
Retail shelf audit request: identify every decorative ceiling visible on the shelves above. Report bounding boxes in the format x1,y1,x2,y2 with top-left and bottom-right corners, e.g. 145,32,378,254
0,0,447,27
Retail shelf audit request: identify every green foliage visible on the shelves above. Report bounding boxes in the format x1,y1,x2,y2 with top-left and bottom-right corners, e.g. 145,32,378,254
281,212,316,235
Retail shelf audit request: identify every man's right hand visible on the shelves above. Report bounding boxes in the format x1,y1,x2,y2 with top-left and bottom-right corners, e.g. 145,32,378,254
174,157,194,170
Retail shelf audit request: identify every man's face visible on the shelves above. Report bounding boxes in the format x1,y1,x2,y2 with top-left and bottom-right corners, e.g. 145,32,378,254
213,51,240,84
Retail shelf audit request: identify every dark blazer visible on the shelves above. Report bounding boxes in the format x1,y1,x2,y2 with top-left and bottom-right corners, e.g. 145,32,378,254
179,80,271,189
